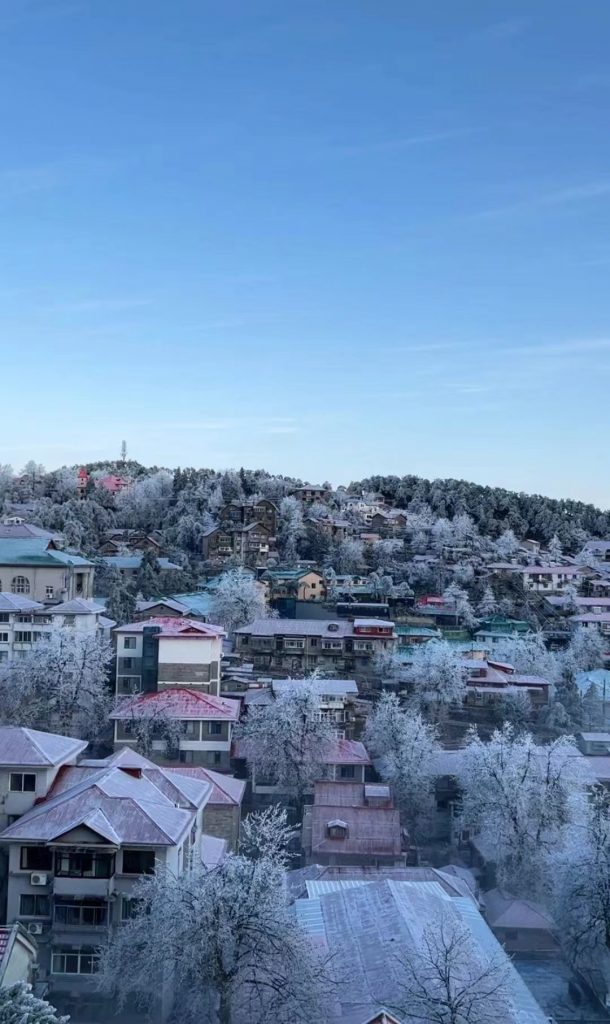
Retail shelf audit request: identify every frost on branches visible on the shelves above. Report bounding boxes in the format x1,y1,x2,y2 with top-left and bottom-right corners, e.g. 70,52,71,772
407,641,468,721
0,628,113,740
97,855,332,1024
235,682,335,814
210,569,269,634
394,910,513,1024
459,724,587,895
0,983,68,1024
364,693,440,840
239,805,296,866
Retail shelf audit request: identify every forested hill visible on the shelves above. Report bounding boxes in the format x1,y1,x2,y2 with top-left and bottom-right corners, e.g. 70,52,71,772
351,473,610,547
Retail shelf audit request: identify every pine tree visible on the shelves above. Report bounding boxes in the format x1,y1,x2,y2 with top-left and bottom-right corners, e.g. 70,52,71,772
0,982,69,1024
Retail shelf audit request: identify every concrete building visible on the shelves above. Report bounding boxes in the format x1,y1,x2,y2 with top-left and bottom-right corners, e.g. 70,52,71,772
0,727,88,831
113,617,225,696
0,595,113,664
0,540,94,604
164,766,245,850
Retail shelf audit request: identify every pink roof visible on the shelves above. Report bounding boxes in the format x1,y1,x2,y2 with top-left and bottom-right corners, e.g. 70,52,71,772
111,688,240,721
98,474,128,492
115,616,224,638
165,766,245,806
323,738,371,766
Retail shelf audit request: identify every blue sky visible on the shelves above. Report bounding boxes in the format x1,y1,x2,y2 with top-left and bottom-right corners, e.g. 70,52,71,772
2,2,610,506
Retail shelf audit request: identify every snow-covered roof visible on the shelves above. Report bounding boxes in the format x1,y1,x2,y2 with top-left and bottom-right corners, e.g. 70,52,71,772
110,688,240,721
49,598,106,615
0,593,44,613
114,616,224,638
201,833,228,869
165,766,246,806
0,726,87,767
483,889,554,931
271,679,359,698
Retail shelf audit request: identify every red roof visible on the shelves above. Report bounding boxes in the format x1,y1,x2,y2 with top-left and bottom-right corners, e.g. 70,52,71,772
98,474,128,493
0,927,9,966
165,766,246,805
78,468,89,479
111,688,240,721
115,617,224,638
322,739,371,766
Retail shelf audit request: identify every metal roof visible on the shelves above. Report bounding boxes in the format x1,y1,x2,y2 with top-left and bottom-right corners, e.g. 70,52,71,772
0,593,44,612
111,688,240,721
0,539,92,567
0,726,87,767
114,616,224,637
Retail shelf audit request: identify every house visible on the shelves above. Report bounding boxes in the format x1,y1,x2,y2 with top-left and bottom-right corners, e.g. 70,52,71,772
576,731,610,755
234,737,371,798
234,617,397,678
218,499,278,535
76,467,88,499
370,511,408,536
271,678,359,733
98,554,182,583
0,751,214,1012
113,617,225,696
262,567,327,602
475,617,531,646
293,485,330,504
98,529,163,556
307,517,351,542
294,877,548,1024
302,782,405,866
0,595,112,664
201,523,273,567
96,474,129,495
0,924,38,988
0,539,94,604
111,687,240,770
164,766,245,850
582,540,610,563
516,565,589,593
0,726,87,830
570,612,610,636
482,889,556,953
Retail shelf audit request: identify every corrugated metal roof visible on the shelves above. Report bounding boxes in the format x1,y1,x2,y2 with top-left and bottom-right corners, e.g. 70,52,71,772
114,616,223,637
0,727,87,767
0,593,44,612
111,688,240,721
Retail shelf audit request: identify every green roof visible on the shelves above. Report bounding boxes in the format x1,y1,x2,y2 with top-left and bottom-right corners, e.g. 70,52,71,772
396,625,440,637
0,539,92,568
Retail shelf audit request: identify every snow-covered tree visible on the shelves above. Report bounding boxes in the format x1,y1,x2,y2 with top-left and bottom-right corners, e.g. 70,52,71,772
105,577,136,625
476,585,498,619
276,497,304,566
210,569,268,634
442,583,477,629
496,688,532,729
0,628,113,740
97,857,330,1024
491,633,558,682
431,517,453,554
407,641,468,721
235,683,335,815
115,470,173,531
372,647,405,687
548,534,563,562
0,982,69,1024
115,698,183,759
394,910,512,1024
495,529,519,560
364,693,440,839
459,725,587,895
324,567,340,602
239,805,296,866
333,538,364,574
563,625,606,675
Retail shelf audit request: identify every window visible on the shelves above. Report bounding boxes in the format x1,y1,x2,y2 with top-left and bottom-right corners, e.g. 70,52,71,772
121,850,155,875
121,896,144,921
121,657,134,670
10,773,36,793
55,852,114,878
52,946,97,975
181,721,200,739
118,677,141,694
213,752,222,766
21,847,53,871
55,903,107,927
45,586,54,599
20,894,50,917
11,576,30,594
0,633,8,643
124,637,137,650
327,823,348,840
208,722,222,736
339,765,355,780
0,613,8,623
14,632,32,643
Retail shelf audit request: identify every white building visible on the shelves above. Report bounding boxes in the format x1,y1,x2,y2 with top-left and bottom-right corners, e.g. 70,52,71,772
113,617,225,696
0,594,112,664
0,727,88,830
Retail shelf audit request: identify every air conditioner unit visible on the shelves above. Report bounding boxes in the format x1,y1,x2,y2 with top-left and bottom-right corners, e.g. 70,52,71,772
30,872,48,886
27,922,43,936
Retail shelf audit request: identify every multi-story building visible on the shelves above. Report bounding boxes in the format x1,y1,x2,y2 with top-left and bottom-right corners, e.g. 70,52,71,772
0,595,113,664
0,540,94,604
0,727,88,830
292,485,330,504
218,499,278,535
270,679,359,735
111,687,240,770
262,568,327,602
234,617,396,677
0,747,215,1014
113,617,225,696
201,523,274,567
164,766,245,850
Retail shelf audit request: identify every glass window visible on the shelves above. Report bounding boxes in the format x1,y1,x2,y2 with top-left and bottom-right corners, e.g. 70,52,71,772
340,765,355,779
54,852,114,878
10,773,36,793
124,637,137,649
21,846,52,870
11,576,30,594
45,586,54,599
0,633,8,642
51,946,97,975
55,903,107,927
20,894,50,916
121,850,155,875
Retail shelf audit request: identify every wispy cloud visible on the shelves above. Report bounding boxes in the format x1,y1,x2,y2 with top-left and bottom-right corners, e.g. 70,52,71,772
327,128,481,158
476,179,610,219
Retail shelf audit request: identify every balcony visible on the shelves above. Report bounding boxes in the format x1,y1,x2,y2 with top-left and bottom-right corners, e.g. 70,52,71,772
53,876,114,898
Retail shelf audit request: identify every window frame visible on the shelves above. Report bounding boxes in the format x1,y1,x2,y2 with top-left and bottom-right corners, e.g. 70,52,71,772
10,772,36,793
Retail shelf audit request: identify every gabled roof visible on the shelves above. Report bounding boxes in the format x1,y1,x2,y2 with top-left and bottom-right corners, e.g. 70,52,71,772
0,593,44,613
0,726,87,767
483,889,553,931
0,523,59,540
111,688,240,721
100,555,180,570
114,616,224,637
322,739,371,766
0,762,204,846
49,598,106,615
0,538,91,567
165,765,246,806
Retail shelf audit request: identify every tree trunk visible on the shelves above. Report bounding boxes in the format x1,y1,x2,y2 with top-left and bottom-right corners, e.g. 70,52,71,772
218,985,232,1024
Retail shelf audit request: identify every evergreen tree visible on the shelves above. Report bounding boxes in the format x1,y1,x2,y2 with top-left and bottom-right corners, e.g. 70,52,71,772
0,982,68,1024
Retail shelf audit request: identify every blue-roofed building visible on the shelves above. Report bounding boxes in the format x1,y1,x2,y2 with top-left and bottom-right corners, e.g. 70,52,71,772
0,538,94,604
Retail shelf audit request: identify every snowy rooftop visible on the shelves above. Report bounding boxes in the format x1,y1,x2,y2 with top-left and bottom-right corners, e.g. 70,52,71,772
114,616,224,637
165,766,246,806
111,688,240,721
271,679,359,698
49,598,106,615
0,593,44,613
0,726,87,767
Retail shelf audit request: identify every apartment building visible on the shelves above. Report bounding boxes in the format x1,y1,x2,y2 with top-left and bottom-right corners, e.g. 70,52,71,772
113,617,225,696
0,539,94,604
0,747,216,1013
0,595,113,664
234,617,396,677
0,727,88,830
201,523,274,567
218,499,278,535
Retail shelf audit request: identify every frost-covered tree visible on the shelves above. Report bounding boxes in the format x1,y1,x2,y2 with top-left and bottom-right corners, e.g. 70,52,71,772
492,633,558,682
495,529,519,560
459,725,587,895
235,683,335,815
115,469,173,531
210,569,268,634
0,982,69,1024
496,688,532,730
548,534,563,561
442,583,477,629
372,647,405,687
276,497,304,566
97,857,330,1024
476,585,498,619
394,910,512,1024
135,548,163,599
431,518,453,554
333,538,364,574
325,567,340,602
407,641,468,721
563,625,606,675
239,805,296,866
364,693,439,840
0,628,113,740
105,577,136,625
114,699,183,759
